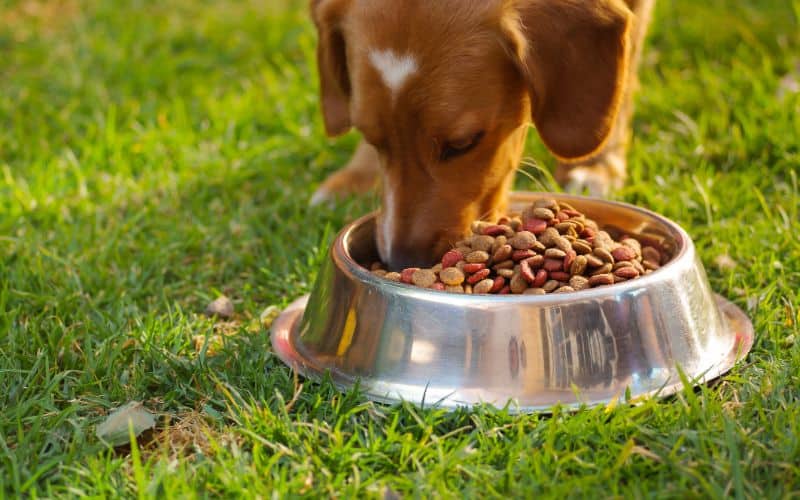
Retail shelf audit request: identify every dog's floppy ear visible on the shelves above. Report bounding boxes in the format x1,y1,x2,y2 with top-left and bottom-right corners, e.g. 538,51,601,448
311,0,352,136
502,0,632,160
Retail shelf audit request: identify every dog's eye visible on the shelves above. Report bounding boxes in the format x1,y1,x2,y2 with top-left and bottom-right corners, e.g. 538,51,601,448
440,131,484,162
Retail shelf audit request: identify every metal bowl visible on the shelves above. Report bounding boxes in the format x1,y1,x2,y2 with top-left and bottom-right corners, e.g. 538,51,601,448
272,192,753,412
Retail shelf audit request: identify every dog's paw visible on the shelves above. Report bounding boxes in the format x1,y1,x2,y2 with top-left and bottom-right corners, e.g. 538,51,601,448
555,153,626,198
310,166,378,206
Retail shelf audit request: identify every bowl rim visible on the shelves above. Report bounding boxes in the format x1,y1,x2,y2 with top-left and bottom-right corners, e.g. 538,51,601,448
332,192,694,305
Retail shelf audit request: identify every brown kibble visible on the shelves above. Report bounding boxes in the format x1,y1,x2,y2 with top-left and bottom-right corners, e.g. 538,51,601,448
572,239,593,255
585,254,605,267
593,247,615,264
445,285,464,294
642,246,662,264
570,255,588,275
464,284,473,294
538,227,561,247
385,272,401,282
523,287,546,295
508,231,537,250
591,263,614,275
465,250,490,263
470,234,495,253
554,236,572,253
588,273,615,286
491,235,508,254
554,286,575,293
533,207,555,220
431,263,442,274
643,260,661,271
371,269,387,277
471,220,490,235
440,267,465,286
510,273,529,294
492,259,514,270
542,280,561,292
497,268,515,278
473,278,494,294
544,248,567,259
525,254,545,269
621,238,642,257
492,244,513,263
569,275,590,290
411,269,437,288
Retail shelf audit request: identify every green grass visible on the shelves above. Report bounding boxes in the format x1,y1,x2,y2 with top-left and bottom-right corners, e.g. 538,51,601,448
1,0,799,496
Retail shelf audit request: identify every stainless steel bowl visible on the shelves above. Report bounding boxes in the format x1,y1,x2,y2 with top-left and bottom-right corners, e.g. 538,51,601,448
272,192,753,412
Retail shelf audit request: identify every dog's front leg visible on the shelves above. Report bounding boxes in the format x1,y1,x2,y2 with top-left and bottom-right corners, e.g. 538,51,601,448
311,140,380,205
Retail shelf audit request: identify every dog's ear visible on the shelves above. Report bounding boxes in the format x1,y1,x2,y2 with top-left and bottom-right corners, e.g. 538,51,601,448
501,0,632,160
311,0,352,136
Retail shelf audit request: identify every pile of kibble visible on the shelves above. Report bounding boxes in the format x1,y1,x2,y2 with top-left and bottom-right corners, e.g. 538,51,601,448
369,198,668,294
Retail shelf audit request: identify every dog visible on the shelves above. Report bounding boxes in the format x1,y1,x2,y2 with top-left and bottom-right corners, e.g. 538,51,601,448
309,0,654,270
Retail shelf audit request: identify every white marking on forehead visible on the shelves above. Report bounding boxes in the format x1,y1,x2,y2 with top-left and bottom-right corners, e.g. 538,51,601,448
368,49,418,100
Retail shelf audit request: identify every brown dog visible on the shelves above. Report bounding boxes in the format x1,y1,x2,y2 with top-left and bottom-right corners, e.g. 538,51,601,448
310,0,654,270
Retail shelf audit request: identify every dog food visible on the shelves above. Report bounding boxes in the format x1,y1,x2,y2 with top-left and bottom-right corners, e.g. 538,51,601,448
370,198,668,294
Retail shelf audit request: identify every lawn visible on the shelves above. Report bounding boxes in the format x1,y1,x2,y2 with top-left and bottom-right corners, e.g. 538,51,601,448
1,0,799,497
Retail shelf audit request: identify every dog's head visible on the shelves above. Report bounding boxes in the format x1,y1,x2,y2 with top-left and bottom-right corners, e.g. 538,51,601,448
313,0,632,269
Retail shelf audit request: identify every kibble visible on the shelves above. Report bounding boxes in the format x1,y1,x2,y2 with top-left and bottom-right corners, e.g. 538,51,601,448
369,197,668,295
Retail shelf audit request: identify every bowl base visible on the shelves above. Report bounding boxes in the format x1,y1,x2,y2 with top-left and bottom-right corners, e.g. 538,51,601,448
270,293,754,413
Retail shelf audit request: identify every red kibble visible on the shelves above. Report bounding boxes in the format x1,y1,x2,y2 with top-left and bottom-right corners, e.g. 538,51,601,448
467,268,491,284
555,211,570,222
512,249,536,261
463,262,486,274
520,259,536,283
582,227,597,239
611,246,637,262
441,249,464,269
400,268,419,284
498,285,511,295
490,276,506,293
430,282,446,291
543,258,563,272
483,225,507,236
563,249,577,272
533,269,548,288
562,209,582,217
550,271,571,282
522,218,548,234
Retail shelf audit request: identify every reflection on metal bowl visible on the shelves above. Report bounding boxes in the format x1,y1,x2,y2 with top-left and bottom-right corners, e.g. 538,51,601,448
271,192,754,412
